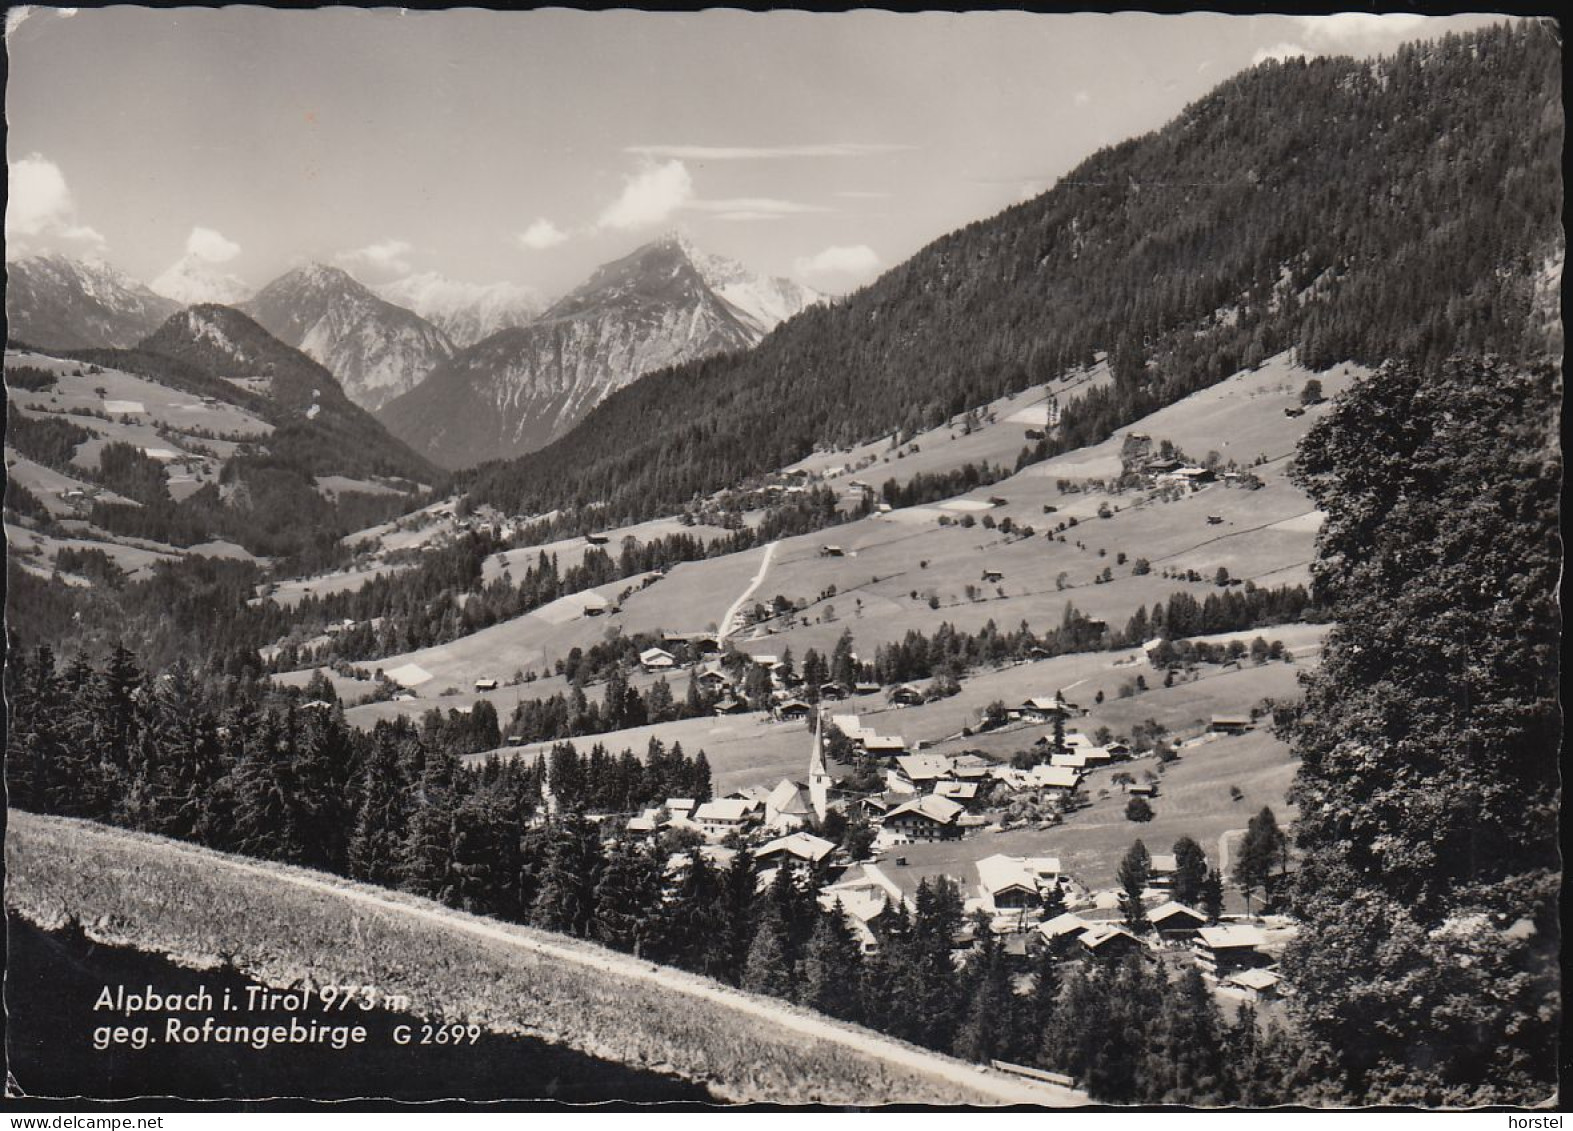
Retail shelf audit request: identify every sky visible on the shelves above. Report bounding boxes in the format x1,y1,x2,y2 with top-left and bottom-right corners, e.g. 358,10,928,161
5,8,1515,300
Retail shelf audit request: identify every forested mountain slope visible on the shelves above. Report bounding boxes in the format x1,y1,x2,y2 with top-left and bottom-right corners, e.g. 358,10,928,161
465,23,1560,524
135,306,443,485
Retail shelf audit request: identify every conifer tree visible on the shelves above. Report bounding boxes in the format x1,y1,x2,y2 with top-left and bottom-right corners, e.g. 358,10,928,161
798,902,863,1023
1117,840,1152,931
403,747,462,903
1171,836,1209,907
742,903,795,999
593,841,666,958
529,810,604,936
349,729,411,887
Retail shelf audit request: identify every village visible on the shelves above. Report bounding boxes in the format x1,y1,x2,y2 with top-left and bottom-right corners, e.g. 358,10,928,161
559,664,1296,1013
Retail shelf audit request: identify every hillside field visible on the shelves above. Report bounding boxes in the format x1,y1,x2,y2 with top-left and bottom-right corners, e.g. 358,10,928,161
5,811,1082,1107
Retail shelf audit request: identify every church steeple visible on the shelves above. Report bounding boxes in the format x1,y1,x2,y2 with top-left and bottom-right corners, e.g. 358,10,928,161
808,711,831,822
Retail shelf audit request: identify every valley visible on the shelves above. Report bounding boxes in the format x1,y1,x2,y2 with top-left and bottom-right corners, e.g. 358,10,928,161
3,15,1560,1109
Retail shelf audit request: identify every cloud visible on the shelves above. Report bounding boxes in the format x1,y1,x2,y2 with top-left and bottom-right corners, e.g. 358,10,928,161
1293,13,1431,49
517,218,568,250
686,197,830,221
6,153,105,249
597,160,694,231
1253,42,1312,65
186,226,241,263
625,143,911,161
336,237,414,276
793,244,882,286
1073,90,1091,107
1253,14,1442,66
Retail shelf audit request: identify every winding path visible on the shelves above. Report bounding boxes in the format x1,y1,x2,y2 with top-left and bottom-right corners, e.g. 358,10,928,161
718,540,779,639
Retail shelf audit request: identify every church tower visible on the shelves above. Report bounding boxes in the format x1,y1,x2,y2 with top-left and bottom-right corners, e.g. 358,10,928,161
808,711,831,822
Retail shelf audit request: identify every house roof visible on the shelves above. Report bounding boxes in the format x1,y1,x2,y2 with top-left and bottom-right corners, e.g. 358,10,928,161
864,735,908,753
1050,752,1089,769
693,798,758,823
757,832,837,865
665,798,696,812
976,854,1040,897
766,779,813,816
1022,694,1078,712
1080,923,1142,951
1197,925,1267,949
819,888,888,926
1038,912,1091,940
1228,967,1282,990
1211,714,1253,726
1149,854,1179,873
1026,765,1082,790
1024,856,1063,877
886,794,964,826
934,780,980,801
639,647,676,663
896,753,954,781
1149,901,1208,925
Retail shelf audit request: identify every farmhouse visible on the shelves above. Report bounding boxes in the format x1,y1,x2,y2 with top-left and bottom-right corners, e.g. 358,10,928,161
756,832,837,870
882,794,965,842
981,569,1005,583
1227,967,1284,1002
1148,854,1179,888
933,779,980,807
1018,693,1081,721
692,798,761,839
774,699,812,722
474,678,499,692
1148,901,1209,937
819,545,845,558
1209,714,1254,735
639,647,677,671
581,592,611,617
863,735,908,758
975,854,1044,913
854,681,882,696
1037,912,1092,954
830,714,874,743
1193,925,1270,977
713,697,751,716
584,533,610,546
1129,781,1159,799
1078,923,1145,959
698,668,732,691
818,682,849,701
1025,764,1083,794
888,684,925,707
625,808,663,836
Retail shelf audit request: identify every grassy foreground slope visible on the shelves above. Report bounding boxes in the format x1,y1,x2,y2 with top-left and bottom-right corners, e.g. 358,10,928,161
5,811,1082,1107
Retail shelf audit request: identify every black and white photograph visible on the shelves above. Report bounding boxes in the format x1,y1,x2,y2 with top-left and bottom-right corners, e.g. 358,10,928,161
2,6,1562,1112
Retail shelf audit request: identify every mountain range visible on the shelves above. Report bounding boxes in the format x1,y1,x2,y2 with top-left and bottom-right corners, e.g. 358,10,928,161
375,234,821,469
462,23,1563,526
5,254,181,349
9,238,818,462
240,264,457,412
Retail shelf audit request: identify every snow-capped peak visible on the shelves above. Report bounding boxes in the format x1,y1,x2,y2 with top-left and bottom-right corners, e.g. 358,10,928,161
375,272,546,347
151,253,252,306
